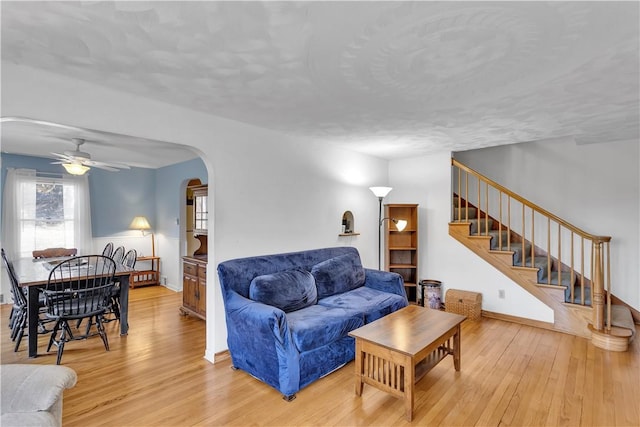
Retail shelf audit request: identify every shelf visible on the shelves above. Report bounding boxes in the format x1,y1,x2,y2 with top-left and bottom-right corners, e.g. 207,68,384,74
338,232,360,237
385,203,419,304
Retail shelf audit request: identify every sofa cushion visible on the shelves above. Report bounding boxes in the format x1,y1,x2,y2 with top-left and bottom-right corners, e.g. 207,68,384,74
311,253,365,298
318,286,408,323
249,268,318,313
286,305,363,352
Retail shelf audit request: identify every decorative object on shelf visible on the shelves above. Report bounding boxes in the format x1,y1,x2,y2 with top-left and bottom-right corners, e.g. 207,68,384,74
130,215,155,257
339,211,360,236
369,186,393,269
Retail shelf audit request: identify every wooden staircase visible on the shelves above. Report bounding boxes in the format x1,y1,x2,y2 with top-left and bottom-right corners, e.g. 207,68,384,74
449,159,635,350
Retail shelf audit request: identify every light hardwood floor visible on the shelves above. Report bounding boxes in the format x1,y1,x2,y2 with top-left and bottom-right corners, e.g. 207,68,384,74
2,286,639,426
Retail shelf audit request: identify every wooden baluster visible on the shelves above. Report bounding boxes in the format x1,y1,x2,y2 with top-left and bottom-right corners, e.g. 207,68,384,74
477,177,481,236
507,197,511,252
465,173,469,223
498,191,503,250
557,223,562,288
522,204,526,266
606,242,611,331
592,240,605,330
547,218,551,285
570,231,575,304
457,167,462,221
530,208,535,267
484,181,489,236
581,238,585,305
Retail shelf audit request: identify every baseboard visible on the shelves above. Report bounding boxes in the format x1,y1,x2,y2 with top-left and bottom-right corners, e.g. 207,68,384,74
214,350,231,364
481,310,556,331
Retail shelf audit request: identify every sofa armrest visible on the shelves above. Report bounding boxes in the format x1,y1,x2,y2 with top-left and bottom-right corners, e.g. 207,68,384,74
223,291,299,395
0,364,77,414
363,268,408,300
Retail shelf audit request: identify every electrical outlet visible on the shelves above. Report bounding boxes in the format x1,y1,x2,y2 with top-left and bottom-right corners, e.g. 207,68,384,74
498,289,505,299
162,276,168,286
0,294,4,303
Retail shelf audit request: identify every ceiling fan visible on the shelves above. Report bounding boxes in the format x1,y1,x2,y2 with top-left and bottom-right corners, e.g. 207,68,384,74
50,138,131,175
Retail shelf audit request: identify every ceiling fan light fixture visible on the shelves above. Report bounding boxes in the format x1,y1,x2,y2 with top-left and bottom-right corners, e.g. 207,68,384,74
62,162,90,175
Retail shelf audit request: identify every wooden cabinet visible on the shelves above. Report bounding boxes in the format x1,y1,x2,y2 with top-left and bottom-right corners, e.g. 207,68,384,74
384,204,419,304
180,256,206,320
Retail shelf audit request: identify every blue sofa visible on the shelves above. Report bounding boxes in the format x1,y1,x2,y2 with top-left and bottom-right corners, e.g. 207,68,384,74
217,247,408,400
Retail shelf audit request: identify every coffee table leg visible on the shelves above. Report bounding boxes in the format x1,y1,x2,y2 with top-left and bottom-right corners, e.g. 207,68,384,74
354,339,363,396
453,324,461,371
404,355,415,421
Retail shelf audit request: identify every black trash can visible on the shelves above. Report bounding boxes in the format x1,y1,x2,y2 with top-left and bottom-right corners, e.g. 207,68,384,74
419,279,442,309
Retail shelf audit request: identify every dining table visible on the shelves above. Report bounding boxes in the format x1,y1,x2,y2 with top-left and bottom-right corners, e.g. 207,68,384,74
12,256,135,358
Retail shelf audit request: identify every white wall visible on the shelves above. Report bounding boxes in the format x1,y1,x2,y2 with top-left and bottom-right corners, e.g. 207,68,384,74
388,151,554,322
455,138,640,312
2,63,389,361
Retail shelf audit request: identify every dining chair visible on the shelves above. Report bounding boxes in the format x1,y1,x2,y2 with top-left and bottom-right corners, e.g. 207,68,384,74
104,249,137,324
122,249,137,268
2,248,51,352
101,242,114,258
32,248,78,259
43,255,116,364
111,246,125,264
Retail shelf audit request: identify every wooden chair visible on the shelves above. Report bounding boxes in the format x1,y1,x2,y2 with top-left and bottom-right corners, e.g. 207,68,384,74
32,248,77,259
104,249,137,323
101,242,114,258
111,246,125,264
43,255,116,364
2,248,51,351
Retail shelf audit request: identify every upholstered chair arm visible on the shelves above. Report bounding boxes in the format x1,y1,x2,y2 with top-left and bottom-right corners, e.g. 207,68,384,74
223,291,299,396
1,364,77,427
363,268,408,300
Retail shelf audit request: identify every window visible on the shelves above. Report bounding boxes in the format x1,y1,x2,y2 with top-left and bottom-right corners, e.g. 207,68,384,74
19,179,77,256
2,168,92,259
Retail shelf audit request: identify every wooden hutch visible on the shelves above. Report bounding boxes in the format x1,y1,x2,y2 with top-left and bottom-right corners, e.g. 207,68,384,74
180,182,208,320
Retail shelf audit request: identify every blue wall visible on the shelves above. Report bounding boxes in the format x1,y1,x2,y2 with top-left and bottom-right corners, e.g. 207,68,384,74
1,153,207,238
89,167,156,236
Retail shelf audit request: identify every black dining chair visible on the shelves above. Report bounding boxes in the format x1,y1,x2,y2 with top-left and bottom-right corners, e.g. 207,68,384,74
2,249,28,351
101,242,114,258
2,248,52,351
104,249,137,323
111,246,125,264
43,255,116,364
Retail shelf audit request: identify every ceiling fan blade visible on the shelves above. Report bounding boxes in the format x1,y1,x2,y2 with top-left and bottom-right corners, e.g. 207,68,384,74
87,163,120,172
85,160,131,169
50,152,73,160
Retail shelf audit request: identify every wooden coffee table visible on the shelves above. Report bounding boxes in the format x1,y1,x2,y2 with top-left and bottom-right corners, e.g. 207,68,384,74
349,305,466,421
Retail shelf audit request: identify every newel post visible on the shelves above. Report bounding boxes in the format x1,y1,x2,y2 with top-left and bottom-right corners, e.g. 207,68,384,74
591,240,605,331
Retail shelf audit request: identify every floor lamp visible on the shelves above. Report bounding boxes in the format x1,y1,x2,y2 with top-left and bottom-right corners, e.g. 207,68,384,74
369,187,393,270
130,216,155,257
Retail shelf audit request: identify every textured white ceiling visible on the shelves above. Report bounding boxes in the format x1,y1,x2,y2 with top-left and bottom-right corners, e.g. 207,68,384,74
1,1,639,164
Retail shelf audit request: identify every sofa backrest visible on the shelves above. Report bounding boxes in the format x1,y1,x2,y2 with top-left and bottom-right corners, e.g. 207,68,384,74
217,247,361,299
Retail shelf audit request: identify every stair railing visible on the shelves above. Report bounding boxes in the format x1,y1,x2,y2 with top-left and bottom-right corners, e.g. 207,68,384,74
451,158,613,332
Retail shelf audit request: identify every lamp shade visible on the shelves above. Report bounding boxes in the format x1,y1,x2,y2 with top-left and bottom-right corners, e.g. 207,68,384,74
130,216,151,230
395,219,408,232
369,186,392,198
62,163,90,175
